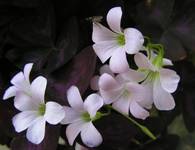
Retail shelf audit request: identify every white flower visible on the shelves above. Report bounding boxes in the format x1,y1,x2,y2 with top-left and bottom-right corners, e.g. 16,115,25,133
12,76,65,144
3,63,37,111
61,86,103,148
134,52,180,110
99,73,149,120
3,63,33,100
92,7,144,73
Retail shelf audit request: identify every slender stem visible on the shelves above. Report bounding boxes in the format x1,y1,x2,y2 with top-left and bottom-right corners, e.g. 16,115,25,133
107,105,157,140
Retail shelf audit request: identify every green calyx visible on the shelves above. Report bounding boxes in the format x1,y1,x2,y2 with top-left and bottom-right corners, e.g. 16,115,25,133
38,103,46,116
117,34,125,46
144,37,165,69
147,71,160,82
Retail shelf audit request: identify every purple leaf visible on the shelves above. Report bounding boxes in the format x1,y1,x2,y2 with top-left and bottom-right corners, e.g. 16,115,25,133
47,46,96,105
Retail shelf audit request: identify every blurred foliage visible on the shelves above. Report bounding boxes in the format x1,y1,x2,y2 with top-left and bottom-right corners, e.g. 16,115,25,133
0,0,195,149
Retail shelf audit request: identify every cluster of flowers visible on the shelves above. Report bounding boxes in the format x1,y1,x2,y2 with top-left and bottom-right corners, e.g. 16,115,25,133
2,7,180,148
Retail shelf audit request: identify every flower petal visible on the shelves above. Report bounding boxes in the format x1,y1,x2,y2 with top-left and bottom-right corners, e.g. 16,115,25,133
116,68,145,83
112,96,130,115
12,111,38,132
109,48,129,73
66,121,85,146
106,7,122,33
124,28,144,54
24,63,33,84
126,82,146,102
160,68,180,93
26,117,46,144
139,82,153,109
99,73,119,91
3,86,17,100
99,73,121,104
67,86,84,111
30,76,47,104
81,122,103,147
11,72,29,91
44,102,65,125
90,76,100,91
153,79,175,110
163,58,173,66
134,53,155,71
93,41,119,63
92,23,117,43
61,106,81,124
84,94,103,118
14,92,38,111
130,101,149,120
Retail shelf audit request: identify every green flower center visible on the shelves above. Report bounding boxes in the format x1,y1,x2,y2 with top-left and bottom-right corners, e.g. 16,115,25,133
82,112,91,122
117,34,125,46
123,89,131,98
81,111,103,122
38,103,46,116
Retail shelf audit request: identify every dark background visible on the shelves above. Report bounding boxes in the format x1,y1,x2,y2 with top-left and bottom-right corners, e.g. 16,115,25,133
0,0,195,149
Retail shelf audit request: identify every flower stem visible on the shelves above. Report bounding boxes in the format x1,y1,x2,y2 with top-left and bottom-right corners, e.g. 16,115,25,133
107,105,157,140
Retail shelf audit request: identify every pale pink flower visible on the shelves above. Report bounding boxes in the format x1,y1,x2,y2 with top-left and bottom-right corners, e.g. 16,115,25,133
61,86,103,147
134,52,180,110
99,73,149,120
92,7,144,73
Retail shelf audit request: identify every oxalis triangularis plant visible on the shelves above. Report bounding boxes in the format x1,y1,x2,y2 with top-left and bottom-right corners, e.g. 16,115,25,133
2,7,180,148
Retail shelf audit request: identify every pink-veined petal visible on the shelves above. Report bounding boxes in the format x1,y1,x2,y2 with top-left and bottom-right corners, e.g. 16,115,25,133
30,76,47,104
67,86,84,111
3,86,17,100
124,28,144,54
44,102,65,125
109,48,129,73
12,111,38,133
66,121,85,146
153,79,175,110
160,68,180,93
81,122,103,147
130,101,149,120
24,63,33,84
106,7,122,33
90,76,100,91
93,41,119,63
14,92,38,111
84,94,103,118
134,53,155,71
61,106,81,125
92,23,117,43
26,117,46,144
